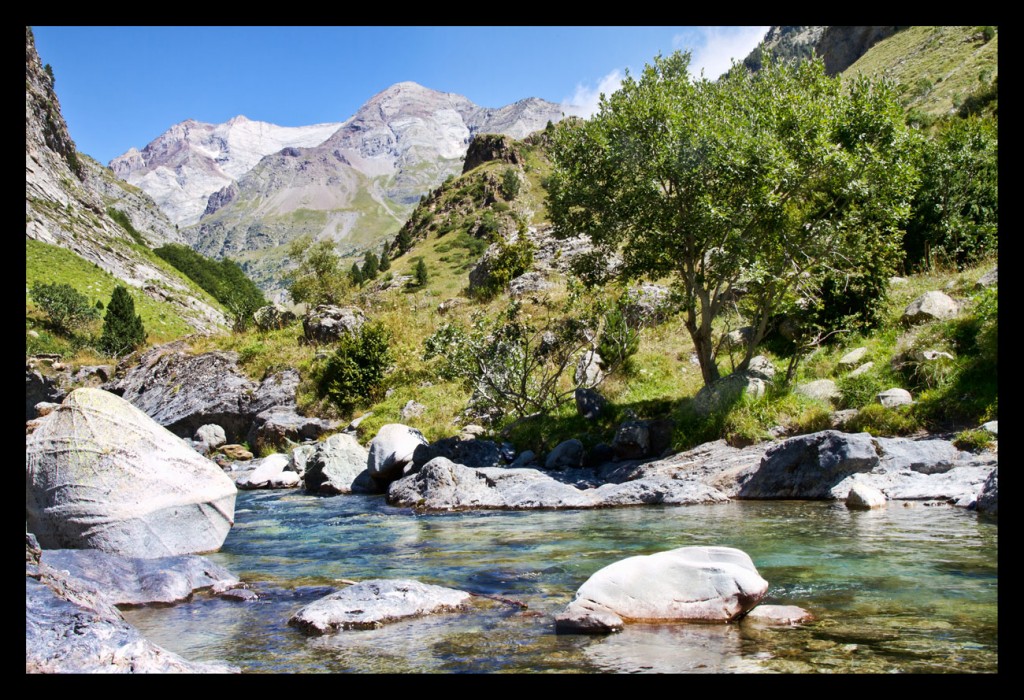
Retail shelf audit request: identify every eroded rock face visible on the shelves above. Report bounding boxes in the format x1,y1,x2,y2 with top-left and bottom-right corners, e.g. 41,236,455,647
26,388,236,558
253,304,296,331
288,579,472,634
557,547,768,633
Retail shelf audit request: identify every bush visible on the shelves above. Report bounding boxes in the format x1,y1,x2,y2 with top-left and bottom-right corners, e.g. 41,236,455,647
953,428,993,452
99,285,146,356
846,404,919,436
501,168,521,200
414,258,429,287
317,323,394,412
29,281,99,334
597,301,641,375
837,372,886,410
472,236,534,300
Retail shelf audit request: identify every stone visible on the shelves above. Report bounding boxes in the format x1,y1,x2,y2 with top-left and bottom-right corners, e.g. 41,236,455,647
236,453,300,489
26,535,237,673
436,297,465,314
554,607,624,635
253,303,296,331
558,547,768,630
981,421,997,436
621,283,673,327
694,373,767,416
33,401,60,417
302,305,366,344
849,362,874,377
794,379,840,403
26,368,64,420
247,406,338,453
838,347,868,367
399,400,426,420
739,430,879,499
288,579,472,634
975,267,997,289
39,548,239,606
220,444,254,461
974,469,998,515
508,271,555,297
574,350,605,388
742,605,814,625
194,423,227,449
302,433,373,495
902,291,958,325
412,436,504,470
575,387,607,420
721,326,754,350
876,388,913,408
585,443,616,467
217,587,260,602
26,388,236,558
288,444,316,477
72,364,113,387
889,276,908,286
746,355,776,381
846,482,887,509
546,439,585,470
612,421,650,460
875,437,960,474
367,424,428,483
830,409,859,429
509,450,536,468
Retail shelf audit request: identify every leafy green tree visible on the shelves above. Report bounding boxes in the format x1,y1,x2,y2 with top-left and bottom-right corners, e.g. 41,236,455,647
317,322,394,412
414,258,429,287
29,282,98,334
547,52,918,387
904,115,997,271
362,251,379,280
99,285,146,356
286,237,348,306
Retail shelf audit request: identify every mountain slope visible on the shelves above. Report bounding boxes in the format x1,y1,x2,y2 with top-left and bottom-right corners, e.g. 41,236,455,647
25,27,226,337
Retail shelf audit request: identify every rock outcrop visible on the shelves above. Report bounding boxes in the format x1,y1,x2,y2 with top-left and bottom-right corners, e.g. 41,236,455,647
302,305,365,344
26,388,236,557
301,433,374,494
902,291,958,325
288,579,472,634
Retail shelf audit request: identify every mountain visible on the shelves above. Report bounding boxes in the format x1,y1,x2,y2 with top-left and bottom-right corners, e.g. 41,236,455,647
114,81,565,294
110,116,343,227
742,26,907,76
25,27,226,337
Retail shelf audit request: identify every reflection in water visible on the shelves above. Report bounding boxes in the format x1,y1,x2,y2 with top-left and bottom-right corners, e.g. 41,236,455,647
120,491,997,673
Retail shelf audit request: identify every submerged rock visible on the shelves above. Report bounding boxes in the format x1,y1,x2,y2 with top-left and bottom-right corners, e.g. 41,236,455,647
288,579,472,634
742,605,814,626
556,546,768,634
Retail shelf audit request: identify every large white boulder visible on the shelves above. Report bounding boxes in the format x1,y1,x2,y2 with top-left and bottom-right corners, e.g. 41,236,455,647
555,546,768,633
26,388,236,557
367,424,428,482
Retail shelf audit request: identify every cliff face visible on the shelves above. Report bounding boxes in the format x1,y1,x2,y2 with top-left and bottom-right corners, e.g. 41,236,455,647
816,26,907,75
25,27,226,335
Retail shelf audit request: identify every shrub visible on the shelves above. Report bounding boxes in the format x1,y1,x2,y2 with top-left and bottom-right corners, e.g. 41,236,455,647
837,372,886,410
99,285,146,356
472,236,534,300
414,258,429,287
29,281,99,334
317,323,394,412
953,429,993,452
501,168,521,200
846,404,919,436
597,301,641,375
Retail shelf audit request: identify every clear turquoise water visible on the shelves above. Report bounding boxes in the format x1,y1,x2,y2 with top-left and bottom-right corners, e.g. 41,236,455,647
122,490,998,673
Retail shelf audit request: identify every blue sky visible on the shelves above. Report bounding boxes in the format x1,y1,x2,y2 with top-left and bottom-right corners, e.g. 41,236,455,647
31,26,769,166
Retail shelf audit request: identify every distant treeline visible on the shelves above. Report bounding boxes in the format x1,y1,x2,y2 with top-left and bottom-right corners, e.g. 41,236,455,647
154,244,266,319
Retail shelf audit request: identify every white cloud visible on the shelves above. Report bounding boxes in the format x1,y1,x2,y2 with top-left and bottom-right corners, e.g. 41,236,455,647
561,69,624,118
677,26,770,80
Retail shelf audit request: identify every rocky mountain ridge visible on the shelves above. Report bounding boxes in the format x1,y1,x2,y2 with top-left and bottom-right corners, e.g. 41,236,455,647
743,26,907,75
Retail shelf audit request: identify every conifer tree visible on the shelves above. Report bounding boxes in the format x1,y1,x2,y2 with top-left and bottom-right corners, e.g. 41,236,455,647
362,251,379,279
378,246,391,272
99,285,146,356
415,258,429,287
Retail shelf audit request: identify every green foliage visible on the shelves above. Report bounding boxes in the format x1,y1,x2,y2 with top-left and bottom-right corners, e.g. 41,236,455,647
316,322,394,412
362,250,379,280
154,243,266,325
95,299,104,310
501,168,521,200
99,285,146,356
846,403,920,436
980,26,996,42
472,236,534,300
837,372,887,410
548,52,918,388
43,63,54,84
395,227,414,255
414,258,429,287
477,211,500,239
285,237,348,306
106,208,147,246
378,247,391,272
953,428,993,452
29,281,98,334
349,262,363,286
904,116,997,271
597,299,641,375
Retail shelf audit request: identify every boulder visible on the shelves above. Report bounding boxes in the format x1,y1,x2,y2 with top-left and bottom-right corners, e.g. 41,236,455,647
557,547,768,633
26,535,237,673
621,283,673,327
875,437,960,474
846,482,887,509
742,605,814,626
39,548,239,606
367,424,428,483
253,303,296,332
913,350,955,363
436,297,465,315
288,443,317,477
194,423,227,450
981,421,998,436
288,579,472,634
399,400,426,420
838,347,868,367
974,469,998,515
302,305,365,344
694,373,767,416
738,430,879,499
302,433,374,495
509,450,537,468
412,436,504,470
612,421,649,460
237,454,301,490
830,409,859,429
26,368,64,420
849,362,874,377
585,443,616,467
545,439,585,470
876,388,913,408
33,401,60,417
575,388,607,420
247,406,338,453
26,388,236,557
554,607,624,635
975,267,997,289
575,350,605,388
902,291,958,325
220,444,253,461
794,379,840,403
745,355,776,382
508,271,556,297
721,326,753,350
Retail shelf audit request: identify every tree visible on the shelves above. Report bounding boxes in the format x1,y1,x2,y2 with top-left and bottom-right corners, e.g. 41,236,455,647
414,258,429,287
286,237,348,306
349,262,363,286
362,250,379,280
99,285,146,356
29,282,99,334
395,227,413,255
547,52,918,387
501,168,521,200
378,246,391,272
317,322,394,412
